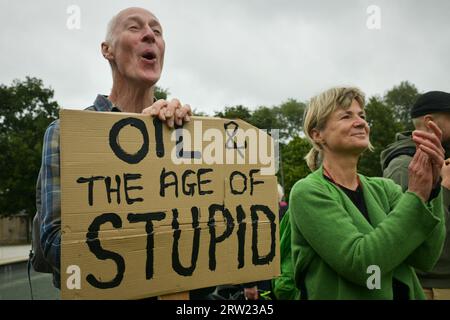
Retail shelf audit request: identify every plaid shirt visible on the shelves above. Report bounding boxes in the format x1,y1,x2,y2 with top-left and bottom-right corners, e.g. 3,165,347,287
36,95,120,288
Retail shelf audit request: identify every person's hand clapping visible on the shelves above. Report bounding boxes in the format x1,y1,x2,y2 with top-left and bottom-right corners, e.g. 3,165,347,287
412,120,445,189
408,148,433,202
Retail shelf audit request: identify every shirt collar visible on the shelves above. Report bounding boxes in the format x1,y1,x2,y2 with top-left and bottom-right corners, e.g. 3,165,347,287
92,95,120,112
93,94,157,113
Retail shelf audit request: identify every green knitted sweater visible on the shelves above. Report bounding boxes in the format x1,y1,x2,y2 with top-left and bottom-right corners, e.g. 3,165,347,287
289,166,445,299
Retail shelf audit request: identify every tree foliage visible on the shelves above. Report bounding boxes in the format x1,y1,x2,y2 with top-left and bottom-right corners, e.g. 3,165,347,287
280,137,311,197
384,81,419,131
0,77,59,216
250,106,281,132
214,105,252,123
154,86,169,100
276,99,306,140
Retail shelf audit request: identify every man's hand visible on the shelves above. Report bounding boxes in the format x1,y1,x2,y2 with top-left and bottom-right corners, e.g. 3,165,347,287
142,99,192,128
442,158,450,189
244,286,259,300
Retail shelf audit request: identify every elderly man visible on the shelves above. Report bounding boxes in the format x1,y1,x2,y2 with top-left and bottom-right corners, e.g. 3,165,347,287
381,91,450,300
34,7,191,289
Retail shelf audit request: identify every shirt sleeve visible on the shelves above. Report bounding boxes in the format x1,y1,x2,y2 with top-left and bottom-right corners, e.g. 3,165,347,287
39,120,61,272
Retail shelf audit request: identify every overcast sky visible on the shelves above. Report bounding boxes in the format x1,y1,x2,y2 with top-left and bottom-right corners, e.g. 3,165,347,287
1,0,449,114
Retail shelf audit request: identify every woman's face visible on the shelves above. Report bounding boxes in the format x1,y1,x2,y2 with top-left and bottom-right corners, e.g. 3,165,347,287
313,99,370,156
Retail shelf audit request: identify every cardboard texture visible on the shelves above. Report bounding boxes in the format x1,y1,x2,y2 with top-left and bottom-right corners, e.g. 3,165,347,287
60,109,280,299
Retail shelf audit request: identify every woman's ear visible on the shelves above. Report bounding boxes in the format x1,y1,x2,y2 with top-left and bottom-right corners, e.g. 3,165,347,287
311,128,323,146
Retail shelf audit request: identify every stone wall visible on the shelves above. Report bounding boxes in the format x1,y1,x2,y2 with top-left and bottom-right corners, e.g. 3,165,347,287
0,215,30,245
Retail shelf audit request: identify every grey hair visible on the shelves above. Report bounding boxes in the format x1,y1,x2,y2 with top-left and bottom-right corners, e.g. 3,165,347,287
105,13,120,45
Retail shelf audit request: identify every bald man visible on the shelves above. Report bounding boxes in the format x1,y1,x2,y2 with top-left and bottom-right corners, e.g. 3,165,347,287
34,7,191,289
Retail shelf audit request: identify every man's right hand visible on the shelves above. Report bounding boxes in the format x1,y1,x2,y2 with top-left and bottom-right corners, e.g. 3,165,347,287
441,159,450,189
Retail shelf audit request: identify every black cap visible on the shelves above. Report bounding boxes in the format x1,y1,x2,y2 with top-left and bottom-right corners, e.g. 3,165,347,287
411,91,450,118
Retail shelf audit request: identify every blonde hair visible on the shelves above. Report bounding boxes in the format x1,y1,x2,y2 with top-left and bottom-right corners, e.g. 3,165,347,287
303,87,372,171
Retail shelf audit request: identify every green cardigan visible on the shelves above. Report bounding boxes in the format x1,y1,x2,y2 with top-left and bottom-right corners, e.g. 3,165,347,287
272,212,300,300
289,166,446,300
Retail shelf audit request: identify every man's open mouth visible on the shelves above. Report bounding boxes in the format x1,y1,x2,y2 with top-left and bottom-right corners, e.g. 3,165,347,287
141,52,156,62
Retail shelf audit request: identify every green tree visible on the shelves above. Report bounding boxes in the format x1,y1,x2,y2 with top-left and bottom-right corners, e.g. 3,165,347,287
250,106,281,131
154,86,169,100
214,105,252,123
276,99,306,140
280,136,311,199
384,81,419,131
0,77,59,217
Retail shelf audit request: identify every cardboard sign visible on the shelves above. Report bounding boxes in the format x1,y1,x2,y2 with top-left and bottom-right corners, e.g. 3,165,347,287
60,109,280,299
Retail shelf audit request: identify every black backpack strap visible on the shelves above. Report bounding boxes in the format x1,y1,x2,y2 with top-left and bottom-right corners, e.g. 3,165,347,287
28,250,34,300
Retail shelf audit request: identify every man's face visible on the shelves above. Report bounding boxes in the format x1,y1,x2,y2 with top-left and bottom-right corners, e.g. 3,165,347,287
434,113,450,150
107,8,165,86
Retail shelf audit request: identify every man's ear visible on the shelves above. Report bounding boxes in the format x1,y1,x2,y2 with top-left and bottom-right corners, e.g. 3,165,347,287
101,42,114,60
423,114,434,122
423,114,435,131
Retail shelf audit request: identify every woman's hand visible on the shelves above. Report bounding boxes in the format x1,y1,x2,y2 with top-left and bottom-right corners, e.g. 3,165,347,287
408,148,433,202
412,120,444,188
142,98,192,128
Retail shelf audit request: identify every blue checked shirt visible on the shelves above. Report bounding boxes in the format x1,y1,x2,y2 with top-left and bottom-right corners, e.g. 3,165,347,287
36,95,121,288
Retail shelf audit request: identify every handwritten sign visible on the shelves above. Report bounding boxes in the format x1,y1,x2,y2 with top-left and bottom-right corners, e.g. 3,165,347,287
60,109,280,299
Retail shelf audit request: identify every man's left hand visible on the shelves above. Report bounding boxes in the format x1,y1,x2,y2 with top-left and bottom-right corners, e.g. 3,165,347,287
142,98,192,128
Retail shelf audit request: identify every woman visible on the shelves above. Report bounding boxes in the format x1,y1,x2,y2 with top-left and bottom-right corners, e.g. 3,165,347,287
290,87,446,299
